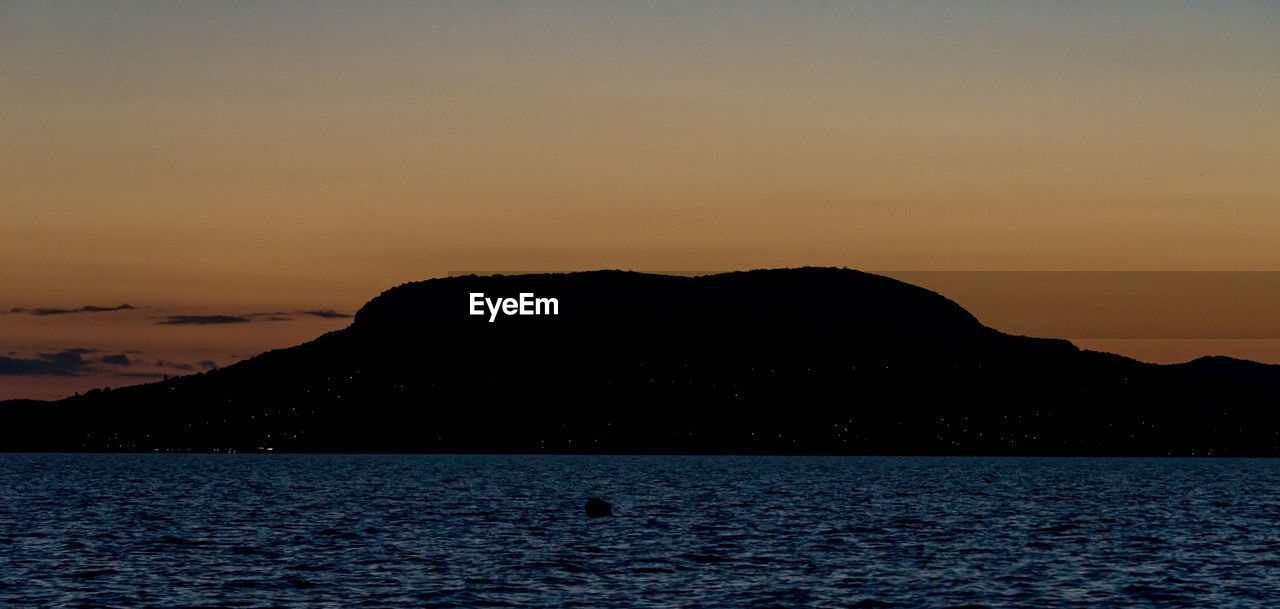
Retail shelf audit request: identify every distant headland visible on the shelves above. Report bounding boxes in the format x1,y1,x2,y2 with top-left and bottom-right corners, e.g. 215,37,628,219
3,268,1279,455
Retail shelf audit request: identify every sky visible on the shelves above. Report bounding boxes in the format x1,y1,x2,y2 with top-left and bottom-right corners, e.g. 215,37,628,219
2,1,1279,399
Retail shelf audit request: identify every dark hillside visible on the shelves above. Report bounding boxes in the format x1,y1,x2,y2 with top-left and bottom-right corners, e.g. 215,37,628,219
3,268,1277,455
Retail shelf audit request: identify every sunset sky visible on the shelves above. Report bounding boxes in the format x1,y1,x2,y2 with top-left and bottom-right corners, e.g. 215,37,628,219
3,1,1278,399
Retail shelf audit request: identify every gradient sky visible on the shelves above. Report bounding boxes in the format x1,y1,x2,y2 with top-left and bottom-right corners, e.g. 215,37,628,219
2,1,1279,399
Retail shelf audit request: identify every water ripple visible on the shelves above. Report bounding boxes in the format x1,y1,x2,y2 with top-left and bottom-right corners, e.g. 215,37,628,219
2,454,1279,608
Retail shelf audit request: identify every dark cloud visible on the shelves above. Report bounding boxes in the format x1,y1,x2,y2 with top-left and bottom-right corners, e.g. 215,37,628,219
246,312,292,322
0,351,88,376
198,360,219,371
9,304,135,316
146,308,354,325
100,354,133,367
303,309,353,319
0,348,203,378
155,359,195,371
156,312,293,325
157,315,251,325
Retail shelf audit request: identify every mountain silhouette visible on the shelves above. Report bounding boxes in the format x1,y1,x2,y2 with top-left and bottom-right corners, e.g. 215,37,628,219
3,268,1279,455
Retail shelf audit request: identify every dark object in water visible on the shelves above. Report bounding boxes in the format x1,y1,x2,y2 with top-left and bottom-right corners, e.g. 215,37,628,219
585,497,612,517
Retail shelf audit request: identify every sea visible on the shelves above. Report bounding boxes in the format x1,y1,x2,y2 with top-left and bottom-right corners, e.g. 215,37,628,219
2,454,1278,608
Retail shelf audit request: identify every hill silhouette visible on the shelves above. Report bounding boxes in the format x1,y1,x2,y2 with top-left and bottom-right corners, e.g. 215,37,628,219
3,267,1278,455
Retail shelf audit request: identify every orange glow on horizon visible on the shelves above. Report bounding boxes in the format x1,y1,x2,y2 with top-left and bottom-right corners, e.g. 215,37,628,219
2,2,1278,398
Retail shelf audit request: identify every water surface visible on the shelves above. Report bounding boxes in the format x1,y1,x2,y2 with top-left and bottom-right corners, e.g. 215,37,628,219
2,455,1278,608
